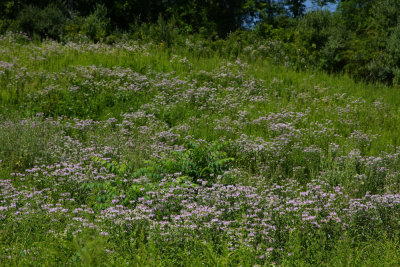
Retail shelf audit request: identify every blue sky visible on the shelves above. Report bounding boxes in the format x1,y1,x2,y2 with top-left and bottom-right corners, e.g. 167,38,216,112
305,0,338,12
243,1,338,28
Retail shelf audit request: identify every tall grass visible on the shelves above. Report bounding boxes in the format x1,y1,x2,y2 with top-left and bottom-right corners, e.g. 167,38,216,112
1,32,400,265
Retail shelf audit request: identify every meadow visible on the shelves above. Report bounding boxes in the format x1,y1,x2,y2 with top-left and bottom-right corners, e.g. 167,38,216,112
1,32,400,265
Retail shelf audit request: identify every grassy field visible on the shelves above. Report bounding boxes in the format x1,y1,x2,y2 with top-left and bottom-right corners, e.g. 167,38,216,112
1,32,400,265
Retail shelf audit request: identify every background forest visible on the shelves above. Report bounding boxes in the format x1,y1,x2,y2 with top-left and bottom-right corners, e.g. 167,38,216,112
2,0,400,86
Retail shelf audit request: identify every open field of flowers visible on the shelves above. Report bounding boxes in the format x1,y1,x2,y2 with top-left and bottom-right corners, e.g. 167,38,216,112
1,32,400,265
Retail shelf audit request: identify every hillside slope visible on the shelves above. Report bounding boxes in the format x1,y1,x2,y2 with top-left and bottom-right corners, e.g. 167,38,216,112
1,33,400,265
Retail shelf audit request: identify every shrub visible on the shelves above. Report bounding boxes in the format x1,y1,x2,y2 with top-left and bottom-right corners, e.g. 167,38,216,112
383,23,400,86
293,10,348,72
149,15,181,46
15,2,68,40
82,4,110,42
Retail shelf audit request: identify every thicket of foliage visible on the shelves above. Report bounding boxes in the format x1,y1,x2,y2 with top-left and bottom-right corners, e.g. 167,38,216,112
2,0,400,86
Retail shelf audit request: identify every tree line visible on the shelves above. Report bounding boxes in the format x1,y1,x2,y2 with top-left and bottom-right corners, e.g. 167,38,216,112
0,0,336,37
1,0,400,86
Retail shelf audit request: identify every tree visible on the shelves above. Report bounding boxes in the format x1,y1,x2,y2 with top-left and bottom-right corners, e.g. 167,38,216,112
285,0,337,18
261,0,286,23
312,0,337,8
337,0,374,32
285,0,306,17
164,0,249,36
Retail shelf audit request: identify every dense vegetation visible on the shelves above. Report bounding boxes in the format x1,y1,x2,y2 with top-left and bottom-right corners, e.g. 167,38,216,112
1,31,400,265
1,0,400,265
2,0,400,86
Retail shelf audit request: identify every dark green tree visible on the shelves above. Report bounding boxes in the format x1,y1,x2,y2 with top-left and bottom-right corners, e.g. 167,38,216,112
164,0,249,36
285,0,337,18
337,0,374,32
286,0,306,17
311,0,337,8
260,0,286,23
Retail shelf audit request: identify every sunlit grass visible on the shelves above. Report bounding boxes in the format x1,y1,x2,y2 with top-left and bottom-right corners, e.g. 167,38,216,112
1,33,400,265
